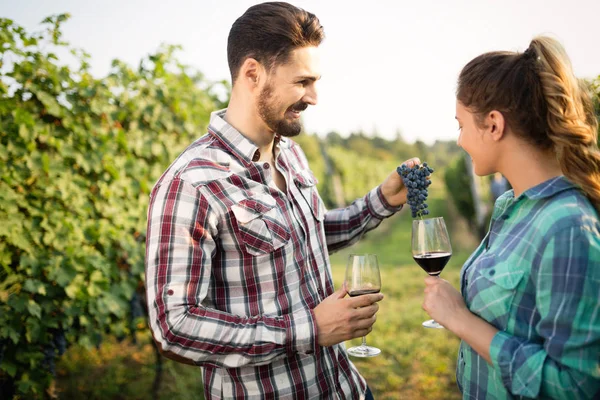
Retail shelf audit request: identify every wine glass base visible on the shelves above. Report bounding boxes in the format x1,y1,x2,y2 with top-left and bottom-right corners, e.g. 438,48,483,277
347,345,381,358
422,319,445,329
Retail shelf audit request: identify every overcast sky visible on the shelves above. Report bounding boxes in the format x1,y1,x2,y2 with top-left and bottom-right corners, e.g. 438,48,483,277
2,0,599,143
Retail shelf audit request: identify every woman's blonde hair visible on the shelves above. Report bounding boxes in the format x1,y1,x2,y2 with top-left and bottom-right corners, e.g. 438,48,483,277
457,36,600,208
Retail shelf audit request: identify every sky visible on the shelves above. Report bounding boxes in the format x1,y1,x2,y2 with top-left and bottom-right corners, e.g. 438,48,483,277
1,0,599,144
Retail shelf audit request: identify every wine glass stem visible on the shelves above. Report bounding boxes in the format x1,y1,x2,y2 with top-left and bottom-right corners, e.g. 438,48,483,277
361,336,367,348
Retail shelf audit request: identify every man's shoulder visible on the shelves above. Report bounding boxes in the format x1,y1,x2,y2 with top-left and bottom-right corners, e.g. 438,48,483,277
281,137,310,169
156,134,233,189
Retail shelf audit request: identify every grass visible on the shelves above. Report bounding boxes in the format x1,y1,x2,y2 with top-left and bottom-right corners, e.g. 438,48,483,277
54,180,480,399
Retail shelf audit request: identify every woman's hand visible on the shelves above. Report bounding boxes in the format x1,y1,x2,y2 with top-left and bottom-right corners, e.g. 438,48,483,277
422,276,469,331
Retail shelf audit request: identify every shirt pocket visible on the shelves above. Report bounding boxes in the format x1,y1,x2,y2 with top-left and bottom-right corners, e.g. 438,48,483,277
231,193,291,256
294,169,325,222
466,253,527,329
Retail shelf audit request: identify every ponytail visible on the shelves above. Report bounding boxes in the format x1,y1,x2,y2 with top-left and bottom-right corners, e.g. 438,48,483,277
528,36,600,208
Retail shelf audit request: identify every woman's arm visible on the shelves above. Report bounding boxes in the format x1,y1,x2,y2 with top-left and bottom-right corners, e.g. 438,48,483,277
423,224,600,399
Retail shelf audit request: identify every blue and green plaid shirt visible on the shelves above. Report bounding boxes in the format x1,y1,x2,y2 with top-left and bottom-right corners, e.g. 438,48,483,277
457,176,600,399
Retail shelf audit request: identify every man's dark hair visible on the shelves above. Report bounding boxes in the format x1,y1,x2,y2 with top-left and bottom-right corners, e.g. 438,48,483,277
227,2,324,83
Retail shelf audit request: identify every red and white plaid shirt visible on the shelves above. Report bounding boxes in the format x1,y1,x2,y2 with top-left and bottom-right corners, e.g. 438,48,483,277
145,110,401,399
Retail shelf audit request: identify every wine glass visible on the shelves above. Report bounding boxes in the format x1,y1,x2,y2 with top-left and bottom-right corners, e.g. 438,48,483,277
344,254,382,357
412,217,452,329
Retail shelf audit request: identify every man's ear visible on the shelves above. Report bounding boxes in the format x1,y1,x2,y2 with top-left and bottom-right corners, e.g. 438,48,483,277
487,110,506,142
239,58,261,88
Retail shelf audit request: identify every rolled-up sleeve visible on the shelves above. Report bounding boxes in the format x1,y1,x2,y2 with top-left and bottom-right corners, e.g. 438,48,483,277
489,226,600,399
324,185,402,252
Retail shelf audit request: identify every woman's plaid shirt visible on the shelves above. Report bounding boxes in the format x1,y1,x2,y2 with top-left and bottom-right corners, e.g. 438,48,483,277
145,110,401,399
458,177,600,399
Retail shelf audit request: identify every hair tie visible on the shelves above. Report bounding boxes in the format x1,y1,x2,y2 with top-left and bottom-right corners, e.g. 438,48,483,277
523,47,539,62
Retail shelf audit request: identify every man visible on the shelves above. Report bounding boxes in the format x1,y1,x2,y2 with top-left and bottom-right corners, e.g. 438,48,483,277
145,2,418,399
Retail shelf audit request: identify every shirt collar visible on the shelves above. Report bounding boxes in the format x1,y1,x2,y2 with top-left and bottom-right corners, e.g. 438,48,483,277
501,175,578,203
521,175,578,200
207,109,287,164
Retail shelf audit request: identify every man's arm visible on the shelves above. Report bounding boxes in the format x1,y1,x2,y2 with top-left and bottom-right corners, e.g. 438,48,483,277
324,159,419,252
324,185,401,253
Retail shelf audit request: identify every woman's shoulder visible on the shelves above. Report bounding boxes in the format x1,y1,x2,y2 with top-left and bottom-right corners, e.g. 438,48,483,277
538,187,599,239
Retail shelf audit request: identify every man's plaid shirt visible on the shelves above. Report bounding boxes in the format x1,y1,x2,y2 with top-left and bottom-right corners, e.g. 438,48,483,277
145,110,400,399
458,177,600,399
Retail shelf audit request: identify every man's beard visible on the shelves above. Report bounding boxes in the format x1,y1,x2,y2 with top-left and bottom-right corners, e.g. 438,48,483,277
257,83,307,137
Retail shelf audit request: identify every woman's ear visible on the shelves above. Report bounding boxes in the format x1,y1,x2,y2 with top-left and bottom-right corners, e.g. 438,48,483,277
487,110,506,142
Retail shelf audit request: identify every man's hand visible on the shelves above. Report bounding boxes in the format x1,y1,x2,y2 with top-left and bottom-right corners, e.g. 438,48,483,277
380,157,421,207
313,288,384,347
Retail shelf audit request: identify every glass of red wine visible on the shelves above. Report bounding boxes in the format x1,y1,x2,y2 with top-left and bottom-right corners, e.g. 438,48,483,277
412,217,452,329
344,254,381,357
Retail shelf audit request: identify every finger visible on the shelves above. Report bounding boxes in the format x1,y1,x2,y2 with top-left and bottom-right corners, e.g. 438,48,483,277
331,287,347,299
403,157,421,168
350,293,384,308
354,314,377,330
354,303,379,319
353,326,374,338
354,321,375,335
424,276,439,286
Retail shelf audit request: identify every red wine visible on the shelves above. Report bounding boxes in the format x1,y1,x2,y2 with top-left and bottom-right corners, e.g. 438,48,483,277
348,288,381,297
413,252,452,276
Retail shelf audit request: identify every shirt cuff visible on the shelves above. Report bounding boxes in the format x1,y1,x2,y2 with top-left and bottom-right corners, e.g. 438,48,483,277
367,186,403,219
283,308,317,355
490,330,538,396
490,330,510,369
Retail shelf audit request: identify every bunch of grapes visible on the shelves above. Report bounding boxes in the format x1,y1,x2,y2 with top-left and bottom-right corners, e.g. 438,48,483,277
396,162,434,218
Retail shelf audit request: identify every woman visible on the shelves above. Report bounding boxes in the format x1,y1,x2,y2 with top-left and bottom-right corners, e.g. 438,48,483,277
423,36,600,399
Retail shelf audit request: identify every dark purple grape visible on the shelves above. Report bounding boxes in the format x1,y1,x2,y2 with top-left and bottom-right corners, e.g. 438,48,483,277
396,162,434,219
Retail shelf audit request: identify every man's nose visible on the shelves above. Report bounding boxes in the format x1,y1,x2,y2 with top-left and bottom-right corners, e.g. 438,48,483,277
303,85,318,106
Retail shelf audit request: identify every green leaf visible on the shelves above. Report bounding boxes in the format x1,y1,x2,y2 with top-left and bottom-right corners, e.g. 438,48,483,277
65,275,84,299
1,360,18,377
100,292,127,318
33,89,62,117
48,263,76,287
8,293,27,313
26,300,42,319
23,279,46,295
0,324,21,344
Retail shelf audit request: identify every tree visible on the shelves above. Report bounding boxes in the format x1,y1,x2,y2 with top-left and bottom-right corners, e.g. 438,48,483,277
0,15,224,397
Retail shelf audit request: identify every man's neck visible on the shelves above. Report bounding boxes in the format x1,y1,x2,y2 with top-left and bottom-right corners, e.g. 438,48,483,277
224,97,276,162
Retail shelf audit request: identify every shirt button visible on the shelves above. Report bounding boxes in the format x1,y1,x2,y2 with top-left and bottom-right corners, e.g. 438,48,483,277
502,214,509,220
317,288,323,296
167,289,174,296
489,269,495,276
263,163,270,169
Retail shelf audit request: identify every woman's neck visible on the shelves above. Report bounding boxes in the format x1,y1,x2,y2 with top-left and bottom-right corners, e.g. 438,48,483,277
499,145,563,198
